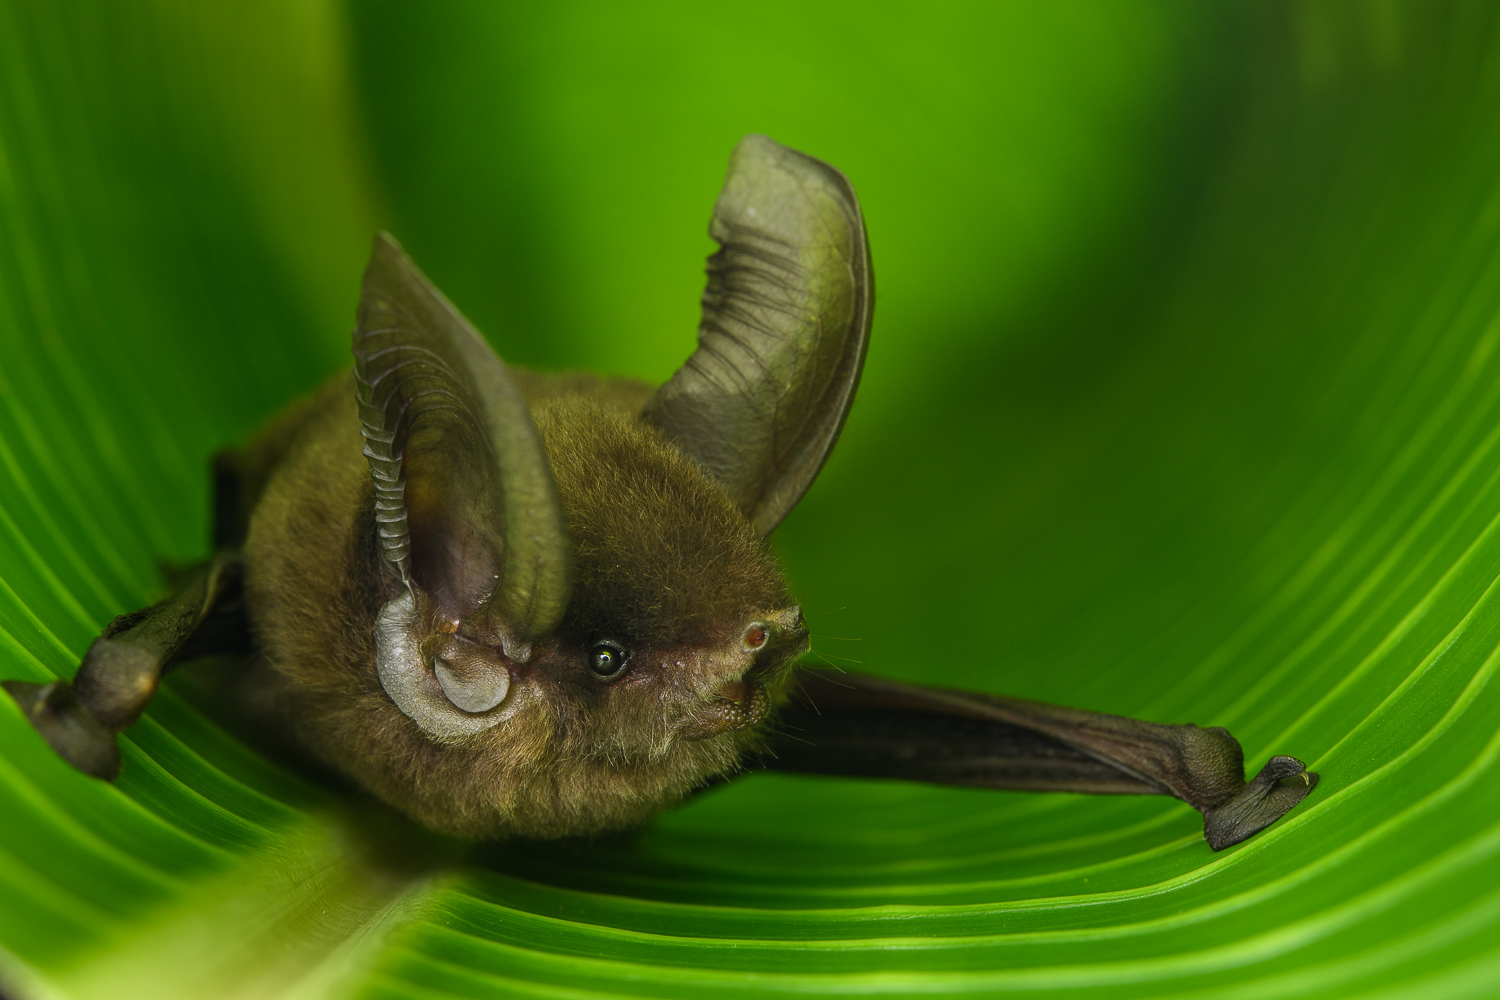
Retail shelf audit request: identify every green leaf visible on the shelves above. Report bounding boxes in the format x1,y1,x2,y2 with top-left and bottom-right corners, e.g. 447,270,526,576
4,1,1500,998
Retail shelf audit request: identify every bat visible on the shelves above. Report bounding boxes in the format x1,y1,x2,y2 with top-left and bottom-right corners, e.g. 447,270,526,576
3,135,1317,851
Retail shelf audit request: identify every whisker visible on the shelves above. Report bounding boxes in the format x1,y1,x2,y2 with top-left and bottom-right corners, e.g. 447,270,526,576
810,649,863,666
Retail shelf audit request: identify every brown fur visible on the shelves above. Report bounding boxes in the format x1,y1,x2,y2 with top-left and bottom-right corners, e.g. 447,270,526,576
243,369,797,839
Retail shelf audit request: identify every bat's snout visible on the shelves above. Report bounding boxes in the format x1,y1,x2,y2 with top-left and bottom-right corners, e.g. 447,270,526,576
689,606,807,738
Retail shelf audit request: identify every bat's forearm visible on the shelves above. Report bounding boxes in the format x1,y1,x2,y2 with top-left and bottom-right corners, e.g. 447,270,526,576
3,551,247,779
762,668,1318,850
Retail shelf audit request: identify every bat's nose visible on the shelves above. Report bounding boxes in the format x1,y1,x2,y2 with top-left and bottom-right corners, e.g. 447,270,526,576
773,605,809,649
785,605,806,634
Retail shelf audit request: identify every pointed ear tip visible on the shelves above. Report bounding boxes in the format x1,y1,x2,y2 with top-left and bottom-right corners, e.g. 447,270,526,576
370,230,406,262
728,135,862,213
736,132,778,152
362,232,429,298
734,133,813,168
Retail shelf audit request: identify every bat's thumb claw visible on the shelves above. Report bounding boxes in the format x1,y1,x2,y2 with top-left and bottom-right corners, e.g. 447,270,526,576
1202,754,1318,851
3,679,121,780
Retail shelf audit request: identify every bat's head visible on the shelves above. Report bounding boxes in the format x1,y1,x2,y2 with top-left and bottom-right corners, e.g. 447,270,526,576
349,135,870,838
537,396,805,748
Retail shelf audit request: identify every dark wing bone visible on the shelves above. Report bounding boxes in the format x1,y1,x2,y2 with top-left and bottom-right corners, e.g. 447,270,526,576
3,553,246,780
766,668,1319,850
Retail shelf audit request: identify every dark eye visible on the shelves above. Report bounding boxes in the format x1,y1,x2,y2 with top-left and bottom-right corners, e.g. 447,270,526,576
588,641,627,677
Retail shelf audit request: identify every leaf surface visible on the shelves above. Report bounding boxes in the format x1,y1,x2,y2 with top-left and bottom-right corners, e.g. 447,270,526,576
3,2,1499,998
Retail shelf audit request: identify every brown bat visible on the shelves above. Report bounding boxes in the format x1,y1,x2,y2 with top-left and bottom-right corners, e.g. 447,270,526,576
3,135,1316,850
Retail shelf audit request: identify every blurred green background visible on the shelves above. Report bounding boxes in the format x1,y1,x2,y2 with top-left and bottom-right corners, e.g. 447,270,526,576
4,1,1500,997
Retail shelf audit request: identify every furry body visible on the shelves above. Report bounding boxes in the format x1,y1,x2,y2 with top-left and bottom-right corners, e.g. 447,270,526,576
243,370,796,838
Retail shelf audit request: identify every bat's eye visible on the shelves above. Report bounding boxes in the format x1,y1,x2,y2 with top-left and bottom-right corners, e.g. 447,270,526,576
588,641,628,678
743,625,768,650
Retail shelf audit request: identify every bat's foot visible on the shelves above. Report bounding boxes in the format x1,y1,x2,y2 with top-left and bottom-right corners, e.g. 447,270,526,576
1202,754,1318,850
2,679,120,780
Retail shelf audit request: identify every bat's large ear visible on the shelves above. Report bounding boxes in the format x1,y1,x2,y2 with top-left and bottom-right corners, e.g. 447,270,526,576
641,135,873,536
355,232,572,649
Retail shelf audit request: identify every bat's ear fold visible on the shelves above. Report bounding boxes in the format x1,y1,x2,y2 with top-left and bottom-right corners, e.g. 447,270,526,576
642,134,873,536
354,232,572,648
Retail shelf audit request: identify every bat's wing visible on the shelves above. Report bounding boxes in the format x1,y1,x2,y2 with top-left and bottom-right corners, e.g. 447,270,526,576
355,234,572,737
643,135,873,537
764,668,1319,851
4,553,247,779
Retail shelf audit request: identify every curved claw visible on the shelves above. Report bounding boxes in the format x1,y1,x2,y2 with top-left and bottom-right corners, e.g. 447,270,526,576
1202,754,1319,850
3,679,120,779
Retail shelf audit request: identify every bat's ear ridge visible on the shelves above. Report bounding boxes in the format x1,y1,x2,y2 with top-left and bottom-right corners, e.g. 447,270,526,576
354,232,572,643
642,134,873,536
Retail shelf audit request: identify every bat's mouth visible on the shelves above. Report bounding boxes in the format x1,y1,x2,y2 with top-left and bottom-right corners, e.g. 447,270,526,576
682,676,770,740
680,609,805,740
715,676,770,723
